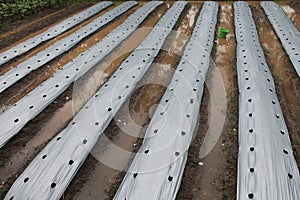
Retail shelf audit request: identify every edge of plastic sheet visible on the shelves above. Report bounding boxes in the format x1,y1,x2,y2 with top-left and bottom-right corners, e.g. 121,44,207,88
234,2,300,199
4,2,186,200
0,1,163,148
0,1,137,93
0,1,113,65
261,1,300,78
114,2,219,200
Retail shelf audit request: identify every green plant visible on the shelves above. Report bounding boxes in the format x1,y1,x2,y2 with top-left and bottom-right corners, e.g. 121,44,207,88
0,0,64,22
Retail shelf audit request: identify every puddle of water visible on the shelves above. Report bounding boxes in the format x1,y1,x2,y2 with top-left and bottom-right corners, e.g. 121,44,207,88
167,5,198,60
0,74,113,183
281,5,296,18
215,3,235,93
73,70,109,109
71,4,198,199
157,64,172,77
71,65,151,200
73,105,145,200
0,3,147,194
195,2,236,199
71,163,116,200
68,4,170,199
187,5,197,28
220,4,233,24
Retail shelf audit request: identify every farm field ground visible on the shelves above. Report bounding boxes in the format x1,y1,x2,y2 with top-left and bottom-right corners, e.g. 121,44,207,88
0,1,300,199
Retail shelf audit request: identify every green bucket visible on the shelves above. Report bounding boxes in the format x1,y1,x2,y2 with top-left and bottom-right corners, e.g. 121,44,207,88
218,28,229,38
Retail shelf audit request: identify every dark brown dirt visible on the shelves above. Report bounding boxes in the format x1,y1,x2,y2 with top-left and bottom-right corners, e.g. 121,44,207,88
0,2,94,51
0,3,102,198
105,4,197,199
290,0,300,14
176,85,210,200
217,74,239,200
61,3,195,199
178,3,238,200
0,2,138,199
0,83,73,199
60,3,182,199
1,1,299,200
0,3,136,109
215,3,239,199
176,55,237,199
0,3,116,76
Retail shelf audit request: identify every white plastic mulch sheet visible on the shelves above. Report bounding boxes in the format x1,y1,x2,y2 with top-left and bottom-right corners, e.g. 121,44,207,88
0,1,163,147
114,2,218,200
261,1,300,78
0,1,137,93
234,2,300,200
4,2,186,200
0,1,113,65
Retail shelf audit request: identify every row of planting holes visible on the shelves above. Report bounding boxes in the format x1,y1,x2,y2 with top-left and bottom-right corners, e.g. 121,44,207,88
13,3,128,55
262,4,295,180
127,3,217,193
123,3,186,188
264,6,300,63
237,7,287,138
9,5,179,198
111,6,182,84
7,5,145,200
11,5,157,129
2,5,130,86
236,5,261,200
10,5,174,135
173,4,216,96
112,2,159,35
236,4,294,200
160,4,216,137
11,3,155,123
12,5,179,195
2,4,109,60
15,81,115,191
236,7,257,199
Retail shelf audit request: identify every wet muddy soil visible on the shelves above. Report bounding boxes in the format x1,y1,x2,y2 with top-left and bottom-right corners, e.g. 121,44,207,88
0,3,117,76
63,3,200,199
1,1,300,200
280,3,300,30
0,83,73,199
0,2,94,51
0,2,140,199
0,3,136,110
290,0,300,14
178,2,238,200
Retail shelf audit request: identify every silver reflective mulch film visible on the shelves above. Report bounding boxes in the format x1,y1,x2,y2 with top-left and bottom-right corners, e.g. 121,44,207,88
114,2,218,200
4,2,186,200
0,1,113,65
261,1,300,78
0,1,163,148
0,1,137,93
234,2,300,200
